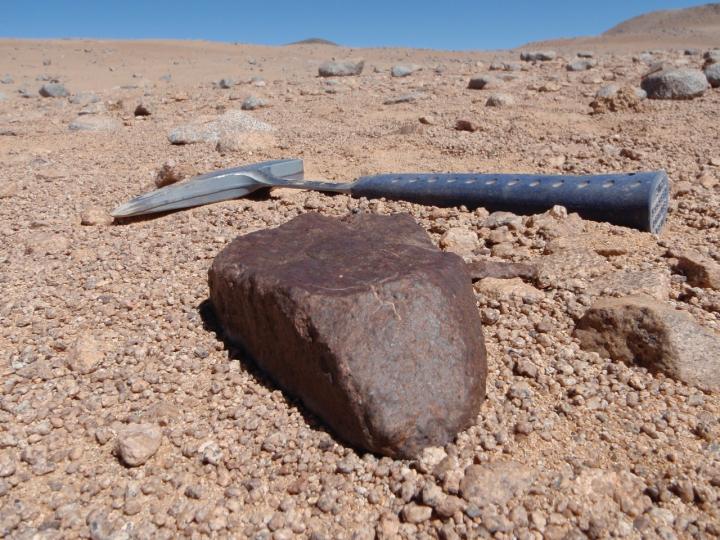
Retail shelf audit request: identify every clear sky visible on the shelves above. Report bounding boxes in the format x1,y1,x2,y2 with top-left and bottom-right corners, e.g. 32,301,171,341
0,1,710,50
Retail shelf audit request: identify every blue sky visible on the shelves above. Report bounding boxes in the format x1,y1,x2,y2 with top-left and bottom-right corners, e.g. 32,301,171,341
0,1,708,50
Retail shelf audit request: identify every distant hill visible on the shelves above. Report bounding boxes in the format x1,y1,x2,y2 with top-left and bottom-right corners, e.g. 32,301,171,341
604,2,720,37
523,3,720,52
287,38,339,46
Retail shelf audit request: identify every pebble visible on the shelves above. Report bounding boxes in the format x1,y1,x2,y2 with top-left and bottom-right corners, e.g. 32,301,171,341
67,334,104,375
384,92,424,105
485,93,514,107
468,75,499,90
0,181,17,198
241,96,267,110
567,59,597,72
401,503,432,524
134,101,152,116
705,63,720,88
318,59,364,77
0,451,16,477
391,64,419,77
455,119,480,132
81,206,114,226
155,160,195,188
460,461,535,505
39,83,68,97
520,51,557,61
440,227,480,256
116,424,162,467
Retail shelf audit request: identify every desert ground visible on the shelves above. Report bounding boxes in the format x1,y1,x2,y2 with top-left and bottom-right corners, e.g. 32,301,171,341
1,17,720,540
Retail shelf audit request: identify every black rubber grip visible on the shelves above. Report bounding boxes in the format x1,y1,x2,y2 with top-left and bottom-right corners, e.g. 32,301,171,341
351,171,669,233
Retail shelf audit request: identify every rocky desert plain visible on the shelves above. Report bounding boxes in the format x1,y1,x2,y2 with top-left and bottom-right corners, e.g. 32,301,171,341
1,3,720,539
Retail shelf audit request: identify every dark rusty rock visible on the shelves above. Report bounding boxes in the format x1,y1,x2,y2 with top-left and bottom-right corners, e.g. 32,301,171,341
208,212,487,458
466,260,537,282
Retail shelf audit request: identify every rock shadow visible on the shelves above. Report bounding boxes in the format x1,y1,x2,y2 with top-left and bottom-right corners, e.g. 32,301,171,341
197,297,344,448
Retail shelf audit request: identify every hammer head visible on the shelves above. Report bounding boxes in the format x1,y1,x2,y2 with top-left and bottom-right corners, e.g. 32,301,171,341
111,159,304,218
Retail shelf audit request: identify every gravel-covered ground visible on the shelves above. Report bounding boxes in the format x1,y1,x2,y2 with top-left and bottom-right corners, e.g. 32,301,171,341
0,39,719,539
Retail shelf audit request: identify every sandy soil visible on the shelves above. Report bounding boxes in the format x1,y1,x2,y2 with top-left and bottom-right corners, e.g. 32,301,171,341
0,38,719,539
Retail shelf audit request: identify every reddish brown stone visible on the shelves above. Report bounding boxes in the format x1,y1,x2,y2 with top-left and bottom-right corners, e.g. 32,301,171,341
208,213,487,458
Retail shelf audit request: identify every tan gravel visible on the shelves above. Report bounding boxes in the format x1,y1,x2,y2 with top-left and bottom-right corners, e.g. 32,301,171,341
0,38,719,539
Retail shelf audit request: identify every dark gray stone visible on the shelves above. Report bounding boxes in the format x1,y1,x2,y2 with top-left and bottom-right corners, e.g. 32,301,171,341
577,51,594,58
520,51,556,62
208,213,487,458
467,75,499,90
704,49,720,65
0,75,12,84
705,63,720,88
134,101,152,116
241,96,267,110
318,59,364,77
567,59,597,72
39,83,68,98
641,68,709,100
218,78,236,89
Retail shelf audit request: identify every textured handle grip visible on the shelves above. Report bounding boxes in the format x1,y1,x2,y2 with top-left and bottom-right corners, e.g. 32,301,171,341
351,171,669,233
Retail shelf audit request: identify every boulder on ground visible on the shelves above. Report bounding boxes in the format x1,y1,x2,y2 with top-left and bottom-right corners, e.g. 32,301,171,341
485,93,514,107
705,63,720,88
168,109,272,145
704,49,720,66
520,51,556,62
39,83,68,97
567,59,597,71
241,96,267,110
668,248,720,289
641,68,709,100
468,75,499,90
391,64,420,77
318,59,364,77
590,86,645,114
575,295,720,392
208,213,487,458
